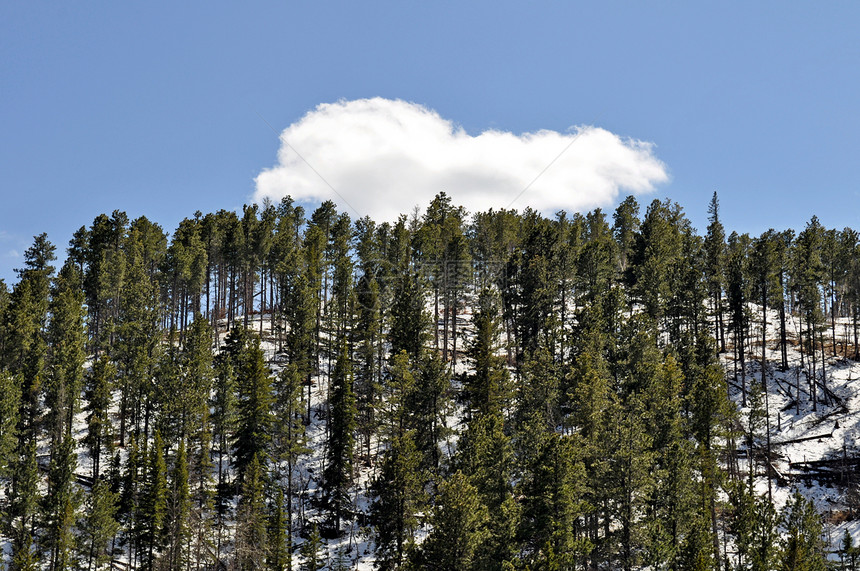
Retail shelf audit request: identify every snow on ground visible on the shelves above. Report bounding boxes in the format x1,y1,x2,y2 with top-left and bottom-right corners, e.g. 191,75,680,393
10,294,860,566
726,304,860,558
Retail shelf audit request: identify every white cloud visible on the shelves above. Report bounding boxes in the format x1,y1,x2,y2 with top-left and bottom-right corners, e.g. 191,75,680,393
254,98,669,220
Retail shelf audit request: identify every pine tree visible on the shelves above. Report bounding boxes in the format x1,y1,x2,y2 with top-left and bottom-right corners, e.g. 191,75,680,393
113,236,160,447
83,356,114,480
612,395,655,571
299,522,325,571
267,485,289,571
643,354,696,568
231,328,274,482
272,364,309,566
418,471,489,571
45,260,86,446
82,212,128,355
841,529,857,571
139,431,168,570
727,231,752,406
730,480,778,571
164,440,191,570
411,352,452,474
354,215,383,462
778,490,826,571
517,430,591,569
7,438,41,570
5,234,56,448
688,336,733,567
793,217,826,410
507,210,562,360
212,333,237,560
0,370,21,480
464,288,511,420
283,250,316,423
370,431,425,570
79,479,120,571
704,191,727,353
633,199,684,334
40,434,81,571
119,436,142,567
235,452,268,570
322,339,356,535
612,195,641,286
579,208,618,304
189,405,216,571
389,265,429,360
462,420,520,570
677,512,715,571
180,314,214,444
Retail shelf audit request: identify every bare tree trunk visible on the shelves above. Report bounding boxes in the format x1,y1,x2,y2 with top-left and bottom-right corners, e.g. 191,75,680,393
442,265,449,361
717,289,726,353
762,290,772,503
832,284,838,357
779,271,788,371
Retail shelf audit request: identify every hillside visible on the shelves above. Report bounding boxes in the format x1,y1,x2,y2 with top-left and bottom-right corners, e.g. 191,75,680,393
2,194,859,569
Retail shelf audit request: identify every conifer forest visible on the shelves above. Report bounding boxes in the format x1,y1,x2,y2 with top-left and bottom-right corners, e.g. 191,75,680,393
5,191,860,570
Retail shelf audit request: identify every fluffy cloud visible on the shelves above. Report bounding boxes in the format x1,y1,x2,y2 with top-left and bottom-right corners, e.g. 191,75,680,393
254,98,668,220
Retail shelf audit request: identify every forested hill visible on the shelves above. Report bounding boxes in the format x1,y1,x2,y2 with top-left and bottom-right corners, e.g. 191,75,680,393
1,191,857,569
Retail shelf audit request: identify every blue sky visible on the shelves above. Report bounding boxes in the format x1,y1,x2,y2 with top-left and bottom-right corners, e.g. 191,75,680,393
2,2,859,283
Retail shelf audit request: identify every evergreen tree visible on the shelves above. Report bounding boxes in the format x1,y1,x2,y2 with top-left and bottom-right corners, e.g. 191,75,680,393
5,234,56,448
612,195,641,285
354,215,384,462
272,364,309,566
633,199,684,334
793,217,826,409
370,431,425,570
322,339,356,535
841,529,857,571
778,490,826,571
389,264,429,360
507,210,561,360
45,260,86,446
79,479,120,571
418,471,489,571
0,370,21,480
727,231,752,406
464,288,511,420
113,235,160,447
212,333,237,559
730,480,778,571
83,356,114,480
643,354,696,568
40,434,81,571
455,412,520,570
299,522,325,571
704,191,727,353
119,436,142,567
612,396,655,571
411,352,452,474
235,452,268,570
139,431,168,570
180,314,214,443
267,485,289,571
677,512,716,571
7,439,41,571
231,328,274,482
189,404,216,571
82,212,128,355
164,440,191,570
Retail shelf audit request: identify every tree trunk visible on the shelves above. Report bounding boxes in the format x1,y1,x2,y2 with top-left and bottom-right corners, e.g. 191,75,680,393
762,288,772,504
779,271,788,371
